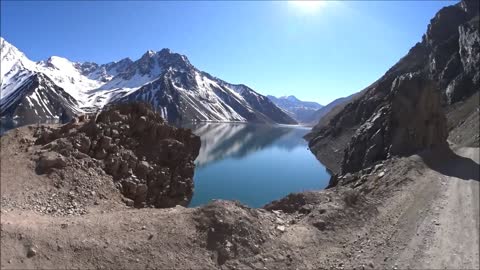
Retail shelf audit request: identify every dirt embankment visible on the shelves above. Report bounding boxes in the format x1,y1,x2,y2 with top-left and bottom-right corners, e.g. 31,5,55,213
1,119,478,269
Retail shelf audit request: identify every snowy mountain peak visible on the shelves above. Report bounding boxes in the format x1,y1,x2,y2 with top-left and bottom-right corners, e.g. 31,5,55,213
278,95,300,102
114,57,133,65
146,50,156,56
157,48,192,70
42,56,77,71
286,95,299,102
1,37,34,70
1,39,297,125
0,37,19,55
93,58,133,79
268,95,323,123
1,37,37,100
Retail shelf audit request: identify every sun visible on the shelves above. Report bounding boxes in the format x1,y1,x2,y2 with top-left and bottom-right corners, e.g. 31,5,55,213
289,0,326,13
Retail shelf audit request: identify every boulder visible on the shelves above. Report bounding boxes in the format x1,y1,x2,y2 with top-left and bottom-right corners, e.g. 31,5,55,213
135,161,151,179
37,152,67,173
94,148,108,160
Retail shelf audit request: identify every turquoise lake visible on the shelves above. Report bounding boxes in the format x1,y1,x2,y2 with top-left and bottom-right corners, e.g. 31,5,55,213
181,123,330,208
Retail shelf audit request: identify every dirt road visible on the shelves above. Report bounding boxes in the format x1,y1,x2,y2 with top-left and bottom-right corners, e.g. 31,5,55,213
335,146,480,270
412,147,479,269
385,146,480,269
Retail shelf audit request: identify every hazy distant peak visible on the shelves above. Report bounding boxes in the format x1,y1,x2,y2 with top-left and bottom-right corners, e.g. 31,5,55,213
268,94,323,123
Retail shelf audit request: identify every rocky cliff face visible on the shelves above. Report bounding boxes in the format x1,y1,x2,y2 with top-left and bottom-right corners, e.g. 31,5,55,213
341,73,447,173
34,103,201,208
307,0,479,175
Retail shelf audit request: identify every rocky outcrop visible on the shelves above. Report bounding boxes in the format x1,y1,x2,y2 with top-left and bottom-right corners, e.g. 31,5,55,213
34,102,201,208
341,73,447,173
307,0,479,176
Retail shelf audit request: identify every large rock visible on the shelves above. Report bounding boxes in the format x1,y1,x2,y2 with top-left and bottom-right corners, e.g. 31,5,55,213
341,73,447,174
35,102,201,208
37,152,67,173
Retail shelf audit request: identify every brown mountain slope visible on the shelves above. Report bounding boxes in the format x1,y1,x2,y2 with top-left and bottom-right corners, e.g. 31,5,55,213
306,0,479,174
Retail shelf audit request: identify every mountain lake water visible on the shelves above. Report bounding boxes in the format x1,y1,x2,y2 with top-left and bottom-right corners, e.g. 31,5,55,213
1,120,331,208
181,122,330,208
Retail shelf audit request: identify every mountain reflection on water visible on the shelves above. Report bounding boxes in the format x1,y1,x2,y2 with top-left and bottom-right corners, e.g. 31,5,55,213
180,122,330,207
181,122,308,167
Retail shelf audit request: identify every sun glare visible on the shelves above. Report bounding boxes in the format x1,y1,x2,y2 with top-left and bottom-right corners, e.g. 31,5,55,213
289,0,326,13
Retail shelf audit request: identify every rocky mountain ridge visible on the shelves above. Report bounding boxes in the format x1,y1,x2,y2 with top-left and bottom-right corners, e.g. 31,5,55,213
306,0,479,175
0,38,296,125
304,93,358,125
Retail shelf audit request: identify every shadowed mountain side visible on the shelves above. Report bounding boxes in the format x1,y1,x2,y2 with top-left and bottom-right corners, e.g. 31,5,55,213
306,0,480,174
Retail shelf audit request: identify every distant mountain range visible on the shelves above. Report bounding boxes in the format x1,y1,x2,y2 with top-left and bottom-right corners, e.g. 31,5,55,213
267,94,359,125
0,38,296,125
267,95,323,123
303,93,357,124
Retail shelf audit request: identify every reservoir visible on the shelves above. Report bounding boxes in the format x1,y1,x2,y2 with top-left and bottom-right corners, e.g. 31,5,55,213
182,122,330,208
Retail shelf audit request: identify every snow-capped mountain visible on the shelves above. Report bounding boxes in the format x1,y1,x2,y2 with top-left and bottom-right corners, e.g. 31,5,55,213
0,37,297,125
267,95,322,123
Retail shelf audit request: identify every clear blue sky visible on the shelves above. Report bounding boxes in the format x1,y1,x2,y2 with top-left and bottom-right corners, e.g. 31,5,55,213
1,0,455,104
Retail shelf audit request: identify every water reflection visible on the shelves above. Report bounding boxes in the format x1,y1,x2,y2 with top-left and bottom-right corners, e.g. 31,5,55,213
181,122,309,167
180,122,331,208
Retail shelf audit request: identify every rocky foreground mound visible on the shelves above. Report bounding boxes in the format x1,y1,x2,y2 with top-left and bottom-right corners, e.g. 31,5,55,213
1,95,478,269
2,137,478,269
306,0,479,175
12,103,201,211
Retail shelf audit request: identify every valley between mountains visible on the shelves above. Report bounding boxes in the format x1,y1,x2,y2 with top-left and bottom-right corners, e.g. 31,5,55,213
1,0,479,269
